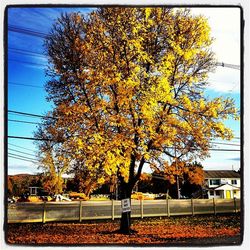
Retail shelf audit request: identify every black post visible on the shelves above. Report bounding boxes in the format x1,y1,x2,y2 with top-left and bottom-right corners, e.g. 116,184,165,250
119,182,133,234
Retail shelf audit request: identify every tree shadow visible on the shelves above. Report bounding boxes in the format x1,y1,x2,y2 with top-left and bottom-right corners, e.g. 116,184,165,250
100,228,138,235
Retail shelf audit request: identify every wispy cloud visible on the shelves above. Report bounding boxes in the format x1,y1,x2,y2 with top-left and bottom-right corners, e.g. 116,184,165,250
227,157,240,161
191,8,240,95
203,161,240,171
8,163,41,175
8,7,93,33
207,67,240,94
7,7,92,71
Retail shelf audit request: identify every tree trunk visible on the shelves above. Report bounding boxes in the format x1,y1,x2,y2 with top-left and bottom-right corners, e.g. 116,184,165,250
119,181,133,234
120,208,132,234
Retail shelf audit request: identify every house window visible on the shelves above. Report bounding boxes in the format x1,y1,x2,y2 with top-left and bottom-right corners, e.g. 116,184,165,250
231,180,237,185
210,191,214,196
215,191,220,196
210,179,221,185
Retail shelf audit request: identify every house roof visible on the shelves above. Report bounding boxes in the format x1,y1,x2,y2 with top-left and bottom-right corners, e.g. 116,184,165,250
204,170,240,179
215,184,240,191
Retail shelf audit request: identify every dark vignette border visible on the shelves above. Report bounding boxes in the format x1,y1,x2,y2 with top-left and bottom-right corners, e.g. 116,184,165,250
3,3,244,247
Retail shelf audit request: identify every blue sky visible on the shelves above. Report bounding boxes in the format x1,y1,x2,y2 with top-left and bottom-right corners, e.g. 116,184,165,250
7,6,241,175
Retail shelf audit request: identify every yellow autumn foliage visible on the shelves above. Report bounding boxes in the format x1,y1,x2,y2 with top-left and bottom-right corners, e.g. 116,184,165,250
36,7,238,193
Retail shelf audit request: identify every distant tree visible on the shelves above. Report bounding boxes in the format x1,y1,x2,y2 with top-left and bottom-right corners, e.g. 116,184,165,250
136,173,153,193
37,7,238,233
69,169,100,196
151,175,170,194
7,176,13,196
8,174,42,196
181,162,204,198
162,160,204,198
38,148,69,195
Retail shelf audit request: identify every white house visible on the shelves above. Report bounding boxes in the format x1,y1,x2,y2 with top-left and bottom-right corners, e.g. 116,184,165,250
204,170,240,199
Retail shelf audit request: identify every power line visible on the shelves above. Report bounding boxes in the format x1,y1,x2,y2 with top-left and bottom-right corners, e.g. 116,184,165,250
8,24,241,73
8,148,37,157
8,112,43,119
8,81,44,89
8,58,47,67
8,110,55,119
8,152,38,162
8,25,47,38
9,155,39,164
8,136,51,141
212,137,240,141
209,148,240,152
8,119,41,125
8,142,37,152
8,47,47,58
212,142,240,147
6,135,242,152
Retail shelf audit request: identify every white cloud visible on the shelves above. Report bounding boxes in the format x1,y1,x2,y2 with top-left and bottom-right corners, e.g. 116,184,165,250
8,164,41,175
203,161,240,171
207,67,240,93
191,7,241,94
202,149,240,171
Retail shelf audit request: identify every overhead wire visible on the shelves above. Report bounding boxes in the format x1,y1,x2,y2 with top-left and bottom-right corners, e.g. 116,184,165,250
8,142,37,152
8,81,44,89
9,155,39,164
8,135,51,141
7,25,241,166
8,148,37,157
8,110,55,119
8,152,38,162
211,142,240,147
8,119,41,125
8,47,47,58
8,24,47,38
9,155,36,163
7,135,241,152
7,109,241,149
9,58,47,67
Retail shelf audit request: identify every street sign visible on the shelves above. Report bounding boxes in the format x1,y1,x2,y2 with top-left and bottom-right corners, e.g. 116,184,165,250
121,198,131,213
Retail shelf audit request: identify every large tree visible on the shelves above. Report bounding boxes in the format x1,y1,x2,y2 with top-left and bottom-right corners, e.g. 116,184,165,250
36,8,238,233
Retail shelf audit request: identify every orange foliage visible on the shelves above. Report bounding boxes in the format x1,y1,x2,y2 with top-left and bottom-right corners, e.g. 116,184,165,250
139,173,152,182
164,161,204,185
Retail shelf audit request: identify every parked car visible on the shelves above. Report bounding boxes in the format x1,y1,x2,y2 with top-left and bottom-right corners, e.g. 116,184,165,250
8,197,16,203
68,192,89,201
131,192,155,200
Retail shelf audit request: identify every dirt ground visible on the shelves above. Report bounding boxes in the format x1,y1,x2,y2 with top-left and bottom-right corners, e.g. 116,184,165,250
6,214,242,246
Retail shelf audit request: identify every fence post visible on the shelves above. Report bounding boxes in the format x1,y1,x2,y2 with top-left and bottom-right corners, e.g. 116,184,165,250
112,199,115,220
233,197,237,213
166,195,170,217
79,200,83,222
213,198,216,215
191,198,194,216
140,199,144,218
42,201,46,223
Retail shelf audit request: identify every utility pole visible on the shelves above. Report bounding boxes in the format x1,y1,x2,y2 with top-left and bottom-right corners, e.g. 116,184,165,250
175,146,180,199
176,175,180,199
216,62,240,70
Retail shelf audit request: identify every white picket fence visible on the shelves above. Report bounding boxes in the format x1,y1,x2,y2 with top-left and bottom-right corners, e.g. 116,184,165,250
8,198,240,223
